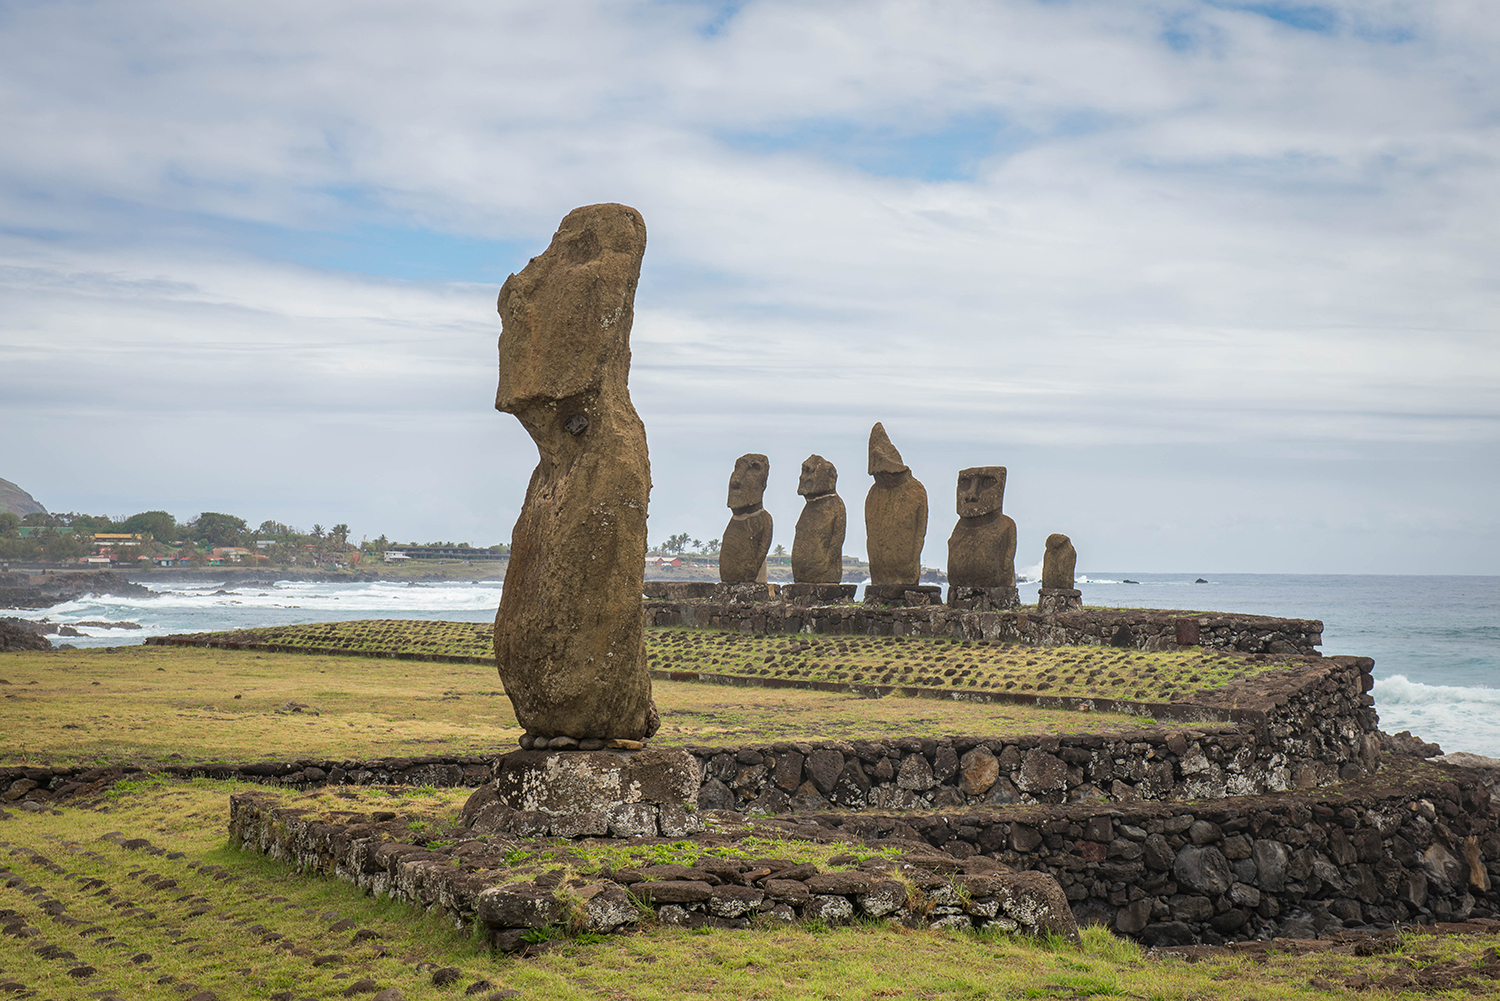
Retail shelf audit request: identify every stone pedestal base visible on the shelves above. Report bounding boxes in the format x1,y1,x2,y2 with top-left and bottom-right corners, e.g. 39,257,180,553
1036,588,1083,614
712,581,781,603
782,583,857,606
864,583,944,607
461,748,703,840
643,581,717,600
948,586,1021,611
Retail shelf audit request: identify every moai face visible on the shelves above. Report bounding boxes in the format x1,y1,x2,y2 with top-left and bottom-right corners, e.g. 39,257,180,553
956,466,1006,519
798,455,837,497
727,453,770,510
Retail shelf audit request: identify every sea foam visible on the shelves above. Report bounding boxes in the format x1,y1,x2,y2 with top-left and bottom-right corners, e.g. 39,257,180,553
1373,674,1500,758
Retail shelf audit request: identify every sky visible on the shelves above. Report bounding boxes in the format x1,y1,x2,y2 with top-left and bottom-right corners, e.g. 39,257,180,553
1,0,1497,574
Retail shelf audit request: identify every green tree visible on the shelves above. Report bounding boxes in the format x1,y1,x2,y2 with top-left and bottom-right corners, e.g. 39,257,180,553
330,523,350,546
0,512,19,538
42,531,86,561
662,532,690,554
122,510,177,541
705,538,720,555
311,524,325,540
189,512,248,546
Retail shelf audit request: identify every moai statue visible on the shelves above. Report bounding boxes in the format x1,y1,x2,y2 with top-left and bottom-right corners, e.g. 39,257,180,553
864,423,928,585
792,454,845,584
719,453,773,583
492,203,657,745
1037,532,1083,614
947,467,1017,588
1041,534,1077,590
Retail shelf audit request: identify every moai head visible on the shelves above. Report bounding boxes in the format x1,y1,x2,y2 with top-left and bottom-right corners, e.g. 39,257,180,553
867,422,909,480
1046,533,1071,556
495,205,647,415
956,467,1006,519
727,453,770,511
798,454,837,497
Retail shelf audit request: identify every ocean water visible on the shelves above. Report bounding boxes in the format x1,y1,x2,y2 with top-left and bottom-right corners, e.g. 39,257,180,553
1033,573,1500,758
9,572,1498,756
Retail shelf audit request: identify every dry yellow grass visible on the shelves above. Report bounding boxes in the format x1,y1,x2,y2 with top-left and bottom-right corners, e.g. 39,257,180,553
0,645,1157,766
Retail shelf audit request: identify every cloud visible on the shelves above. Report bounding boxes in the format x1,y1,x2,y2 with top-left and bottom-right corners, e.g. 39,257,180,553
1,0,1497,571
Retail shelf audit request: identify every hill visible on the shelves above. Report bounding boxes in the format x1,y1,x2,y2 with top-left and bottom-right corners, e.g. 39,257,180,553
0,477,46,516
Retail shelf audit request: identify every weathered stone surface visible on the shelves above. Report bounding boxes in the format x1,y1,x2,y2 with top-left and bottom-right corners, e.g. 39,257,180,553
1035,587,1082,613
720,453,773,583
947,467,1017,589
792,455,846,584
476,885,558,929
1253,839,1289,891
583,884,640,932
896,753,936,791
806,871,870,896
857,880,908,917
471,748,699,819
1140,834,1176,870
493,202,655,740
1173,846,1232,896
864,423,927,585
1040,534,1076,590
805,894,855,924
707,885,764,918
1016,749,1067,792
991,871,1080,943
958,746,999,796
637,880,712,904
762,879,810,904
805,749,845,797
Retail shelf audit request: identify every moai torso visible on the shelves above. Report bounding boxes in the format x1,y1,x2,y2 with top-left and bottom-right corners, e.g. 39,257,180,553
864,423,928,585
1041,533,1077,589
792,454,845,583
719,453,773,582
946,466,1017,588
492,203,655,742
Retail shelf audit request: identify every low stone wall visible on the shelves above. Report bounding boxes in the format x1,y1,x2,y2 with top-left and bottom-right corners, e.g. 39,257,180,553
227,791,1081,952
680,656,1378,814
226,757,1498,948
646,592,1324,655
792,759,1499,945
0,756,495,809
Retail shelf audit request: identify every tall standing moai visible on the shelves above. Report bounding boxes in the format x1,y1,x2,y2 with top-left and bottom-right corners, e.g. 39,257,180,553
492,203,657,746
718,453,773,585
791,454,845,584
946,466,1020,611
1037,533,1082,614
864,423,937,605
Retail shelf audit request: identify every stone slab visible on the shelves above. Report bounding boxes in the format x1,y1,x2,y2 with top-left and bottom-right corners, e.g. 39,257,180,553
482,747,700,816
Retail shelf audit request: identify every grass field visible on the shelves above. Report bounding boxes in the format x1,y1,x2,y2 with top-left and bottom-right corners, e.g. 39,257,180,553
0,646,1159,767
159,619,1285,705
5,779,1500,1000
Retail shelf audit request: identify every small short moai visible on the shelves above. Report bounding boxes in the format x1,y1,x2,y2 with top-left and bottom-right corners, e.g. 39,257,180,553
492,202,658,747
787,454,855,605
718,453,774,593
864,423,939,606
1037,533,1082,614
946,466,1020,611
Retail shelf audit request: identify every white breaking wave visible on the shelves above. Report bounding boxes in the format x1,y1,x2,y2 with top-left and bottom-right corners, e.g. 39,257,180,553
6,579,505,648
1373,674,1500,757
